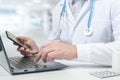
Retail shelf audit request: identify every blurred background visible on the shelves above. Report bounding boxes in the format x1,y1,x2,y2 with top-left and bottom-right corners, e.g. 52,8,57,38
0,0,60,57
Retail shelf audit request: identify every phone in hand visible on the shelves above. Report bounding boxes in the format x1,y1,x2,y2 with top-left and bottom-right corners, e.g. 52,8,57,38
5,31,31,50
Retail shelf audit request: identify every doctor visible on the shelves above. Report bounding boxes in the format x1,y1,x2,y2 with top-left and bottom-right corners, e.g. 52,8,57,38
17,0,120,66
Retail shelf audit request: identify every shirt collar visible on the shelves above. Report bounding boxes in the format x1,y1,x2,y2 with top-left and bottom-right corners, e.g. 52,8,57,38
69,0,87,5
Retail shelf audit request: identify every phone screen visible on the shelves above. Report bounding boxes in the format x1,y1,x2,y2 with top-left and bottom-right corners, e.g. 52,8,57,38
5,31,31,49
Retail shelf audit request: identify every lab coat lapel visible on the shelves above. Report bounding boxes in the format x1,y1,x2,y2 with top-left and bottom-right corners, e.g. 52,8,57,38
66,0,92,30
66,0,75,24
73,0,91,31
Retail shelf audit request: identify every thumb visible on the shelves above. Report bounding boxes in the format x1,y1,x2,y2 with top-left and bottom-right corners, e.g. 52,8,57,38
24,42,33,50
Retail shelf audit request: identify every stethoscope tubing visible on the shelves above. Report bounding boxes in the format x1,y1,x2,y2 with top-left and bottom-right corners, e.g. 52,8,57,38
87,0,94,29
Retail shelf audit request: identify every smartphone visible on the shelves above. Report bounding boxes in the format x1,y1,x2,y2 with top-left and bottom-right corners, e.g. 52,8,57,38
5,31,31,50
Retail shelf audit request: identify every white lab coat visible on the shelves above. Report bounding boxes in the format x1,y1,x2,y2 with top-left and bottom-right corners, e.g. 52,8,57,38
49,0,120,66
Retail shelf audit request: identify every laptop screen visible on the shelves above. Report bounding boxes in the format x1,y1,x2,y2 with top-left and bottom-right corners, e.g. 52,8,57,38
0,36,12,74
0,43,2,51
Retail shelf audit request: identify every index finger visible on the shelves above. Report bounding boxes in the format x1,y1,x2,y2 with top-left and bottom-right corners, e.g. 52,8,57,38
34,51,42,62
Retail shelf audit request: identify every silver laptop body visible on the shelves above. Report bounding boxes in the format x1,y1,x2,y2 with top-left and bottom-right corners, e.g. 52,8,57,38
0,36,67,75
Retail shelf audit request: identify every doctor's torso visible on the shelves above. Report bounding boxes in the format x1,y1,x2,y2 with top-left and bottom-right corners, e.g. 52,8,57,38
50,0,117,45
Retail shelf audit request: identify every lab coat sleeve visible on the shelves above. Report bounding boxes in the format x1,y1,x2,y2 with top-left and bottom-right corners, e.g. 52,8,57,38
77,42,120,66
77,0,120,66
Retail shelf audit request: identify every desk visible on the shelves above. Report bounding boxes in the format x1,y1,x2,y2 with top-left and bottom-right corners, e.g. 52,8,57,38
0,60,120,80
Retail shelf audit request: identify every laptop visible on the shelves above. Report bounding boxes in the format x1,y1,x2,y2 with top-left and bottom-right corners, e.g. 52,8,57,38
0,36,67,75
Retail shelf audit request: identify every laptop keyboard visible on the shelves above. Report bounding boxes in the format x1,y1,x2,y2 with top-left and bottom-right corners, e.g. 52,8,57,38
9,57,44,69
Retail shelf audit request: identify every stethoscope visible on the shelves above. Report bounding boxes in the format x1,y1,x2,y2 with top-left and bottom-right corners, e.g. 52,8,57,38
60,0,95,36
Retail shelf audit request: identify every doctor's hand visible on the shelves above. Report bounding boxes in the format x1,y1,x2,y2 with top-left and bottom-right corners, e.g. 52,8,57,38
34,41,77,63
16,36,39,57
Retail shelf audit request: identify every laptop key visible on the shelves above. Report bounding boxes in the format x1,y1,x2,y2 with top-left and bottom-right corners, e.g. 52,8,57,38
9,57,44,69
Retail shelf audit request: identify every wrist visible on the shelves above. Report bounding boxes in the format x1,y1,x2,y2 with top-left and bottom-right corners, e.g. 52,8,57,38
72,45,77,59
